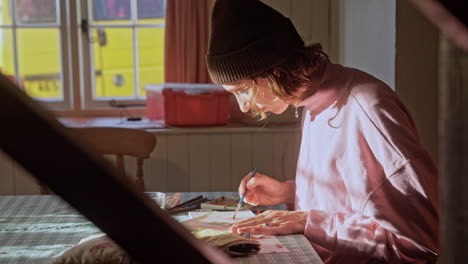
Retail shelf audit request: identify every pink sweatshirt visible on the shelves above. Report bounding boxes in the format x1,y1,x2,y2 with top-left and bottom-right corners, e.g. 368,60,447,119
295,62,439,263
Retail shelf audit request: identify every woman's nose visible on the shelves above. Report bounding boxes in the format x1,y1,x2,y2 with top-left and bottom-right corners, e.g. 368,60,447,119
235,94,250,113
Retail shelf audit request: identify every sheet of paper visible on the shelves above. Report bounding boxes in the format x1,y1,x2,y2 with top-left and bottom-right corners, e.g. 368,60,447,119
186,211,254,230
184,211,289,254
189,210,254,220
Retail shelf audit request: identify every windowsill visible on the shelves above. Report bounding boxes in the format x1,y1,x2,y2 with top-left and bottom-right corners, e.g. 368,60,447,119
53,108,147,118
58,117,301,135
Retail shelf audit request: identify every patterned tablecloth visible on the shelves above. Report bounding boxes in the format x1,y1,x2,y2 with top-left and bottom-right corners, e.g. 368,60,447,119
0,192,322,264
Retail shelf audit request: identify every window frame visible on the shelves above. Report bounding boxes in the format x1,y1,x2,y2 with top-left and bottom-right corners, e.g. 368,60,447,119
78,0,165,112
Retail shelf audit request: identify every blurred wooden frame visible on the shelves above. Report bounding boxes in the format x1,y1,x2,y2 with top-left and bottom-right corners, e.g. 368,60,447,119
40,127,157,194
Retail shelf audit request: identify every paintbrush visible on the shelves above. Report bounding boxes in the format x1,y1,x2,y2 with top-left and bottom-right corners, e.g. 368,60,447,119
233,168,258,219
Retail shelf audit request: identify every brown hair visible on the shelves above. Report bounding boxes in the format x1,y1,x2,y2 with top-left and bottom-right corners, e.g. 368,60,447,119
247,43,329,119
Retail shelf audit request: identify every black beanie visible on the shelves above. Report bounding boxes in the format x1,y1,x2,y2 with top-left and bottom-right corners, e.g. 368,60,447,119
206,0,304,84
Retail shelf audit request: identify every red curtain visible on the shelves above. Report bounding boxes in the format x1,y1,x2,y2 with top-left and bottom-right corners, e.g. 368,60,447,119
164,0,210,83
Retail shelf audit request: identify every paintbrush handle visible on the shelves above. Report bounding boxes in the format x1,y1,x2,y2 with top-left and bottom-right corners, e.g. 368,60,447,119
233,168,258,219
239,168,258,203
238,189,249,204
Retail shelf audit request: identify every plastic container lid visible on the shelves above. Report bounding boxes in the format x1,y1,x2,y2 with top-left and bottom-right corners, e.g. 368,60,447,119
145,84,164,93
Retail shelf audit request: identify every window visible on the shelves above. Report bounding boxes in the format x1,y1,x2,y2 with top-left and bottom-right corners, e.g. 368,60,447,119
0,0,64,107
0,0,166,112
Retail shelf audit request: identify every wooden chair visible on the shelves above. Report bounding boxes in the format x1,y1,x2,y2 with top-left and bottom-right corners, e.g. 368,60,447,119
39,127,157,194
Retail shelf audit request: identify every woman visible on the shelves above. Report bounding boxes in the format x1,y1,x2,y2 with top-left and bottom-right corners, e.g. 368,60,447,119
206,0,439,263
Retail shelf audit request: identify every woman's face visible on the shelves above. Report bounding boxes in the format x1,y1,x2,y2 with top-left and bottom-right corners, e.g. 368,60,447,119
223,78,289,114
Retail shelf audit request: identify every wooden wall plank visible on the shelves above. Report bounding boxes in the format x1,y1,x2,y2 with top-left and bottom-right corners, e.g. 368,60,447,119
285,131,302,181
262,0,291,16
0,151,15,195
189,135,210,191
290,0,313,44
146,135,168,192
273,133,288,181
230,134,253,191
310,0,330,51
252,133,274,179
209,134,231,191
273,132,301,182
166,135,189,192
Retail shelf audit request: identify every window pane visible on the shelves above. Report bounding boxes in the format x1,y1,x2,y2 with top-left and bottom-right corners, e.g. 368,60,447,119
92,0,130,22
0,29,15,82
137,0,165,20
15,0,57,24
0,0,12,25
17,28,62,100
138,27,164,96
93,27,134,98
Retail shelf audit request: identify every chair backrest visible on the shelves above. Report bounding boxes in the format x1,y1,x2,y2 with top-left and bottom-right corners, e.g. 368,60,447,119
39,127,157,194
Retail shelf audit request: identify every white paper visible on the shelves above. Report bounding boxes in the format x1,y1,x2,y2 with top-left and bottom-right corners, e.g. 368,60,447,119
189,210,254,220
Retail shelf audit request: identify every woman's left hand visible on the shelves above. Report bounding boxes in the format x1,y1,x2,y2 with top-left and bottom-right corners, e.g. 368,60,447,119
230,210,308,236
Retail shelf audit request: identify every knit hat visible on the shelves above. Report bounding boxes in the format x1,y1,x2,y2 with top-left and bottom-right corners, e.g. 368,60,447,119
206,0,304,84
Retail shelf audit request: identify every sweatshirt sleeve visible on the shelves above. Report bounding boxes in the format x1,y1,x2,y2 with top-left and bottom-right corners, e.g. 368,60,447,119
304,155,439,263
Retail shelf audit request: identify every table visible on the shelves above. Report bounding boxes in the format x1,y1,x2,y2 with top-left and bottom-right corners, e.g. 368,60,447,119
0,192,323,264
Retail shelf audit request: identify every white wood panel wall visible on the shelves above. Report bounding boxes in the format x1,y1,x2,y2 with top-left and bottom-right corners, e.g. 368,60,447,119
143,128,301,192
262,0,332,53
0,128,301,195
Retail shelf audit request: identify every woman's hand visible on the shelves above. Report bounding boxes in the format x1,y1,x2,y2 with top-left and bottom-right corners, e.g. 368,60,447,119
239,172,294,206
230,210,308,236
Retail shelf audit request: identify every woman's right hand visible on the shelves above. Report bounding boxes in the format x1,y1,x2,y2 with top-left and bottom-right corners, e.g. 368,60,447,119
239,172,295,206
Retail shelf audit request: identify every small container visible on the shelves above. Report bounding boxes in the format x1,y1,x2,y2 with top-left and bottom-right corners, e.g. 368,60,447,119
162,83,231,126
145,84,165,120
